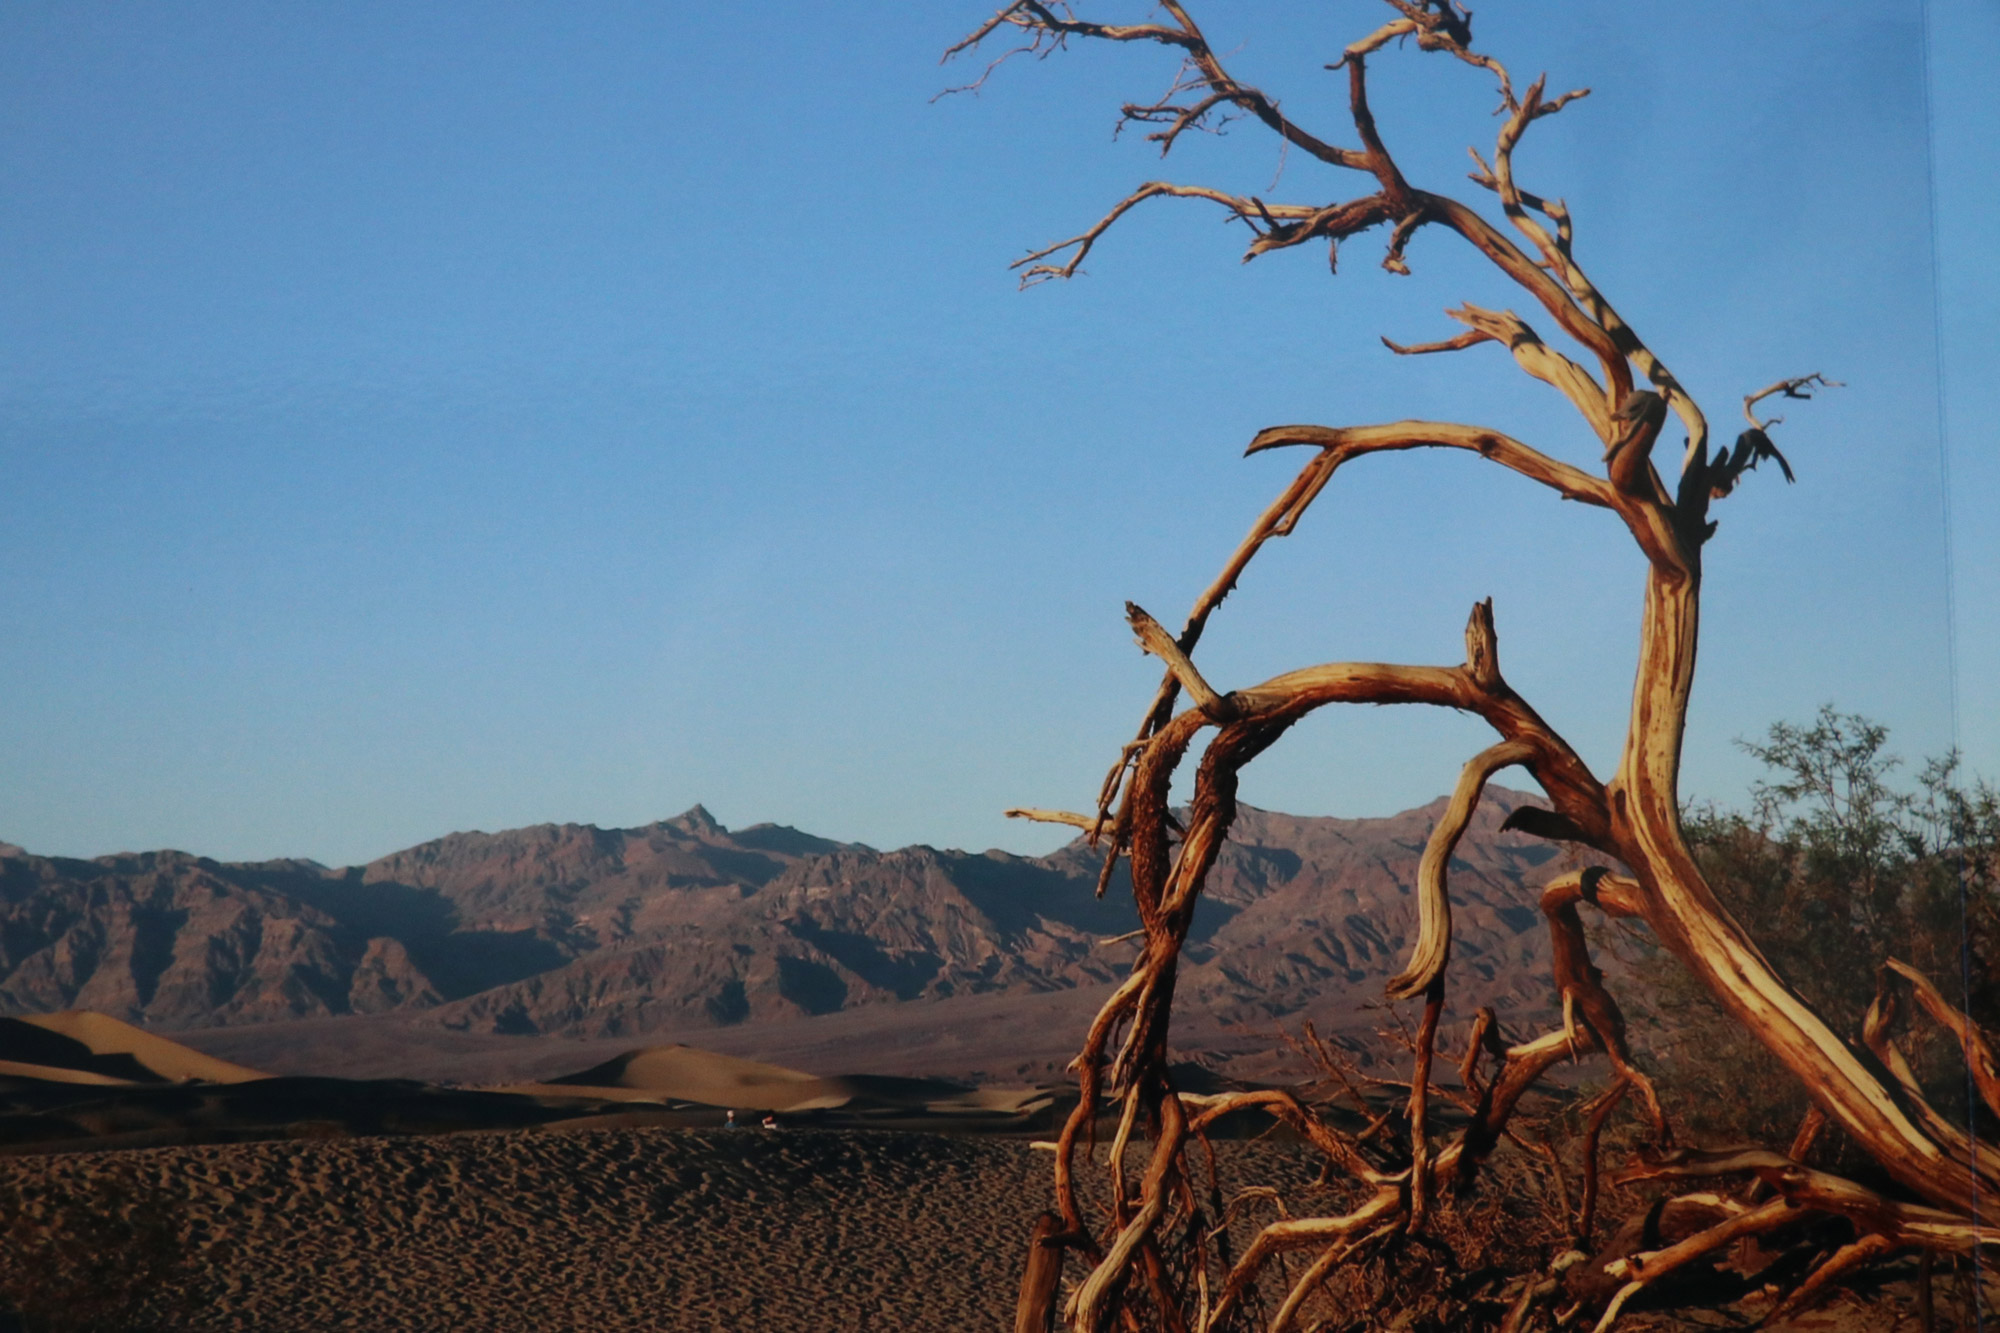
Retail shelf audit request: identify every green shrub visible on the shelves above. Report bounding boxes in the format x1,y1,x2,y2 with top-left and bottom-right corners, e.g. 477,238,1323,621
1641,707,2000,1151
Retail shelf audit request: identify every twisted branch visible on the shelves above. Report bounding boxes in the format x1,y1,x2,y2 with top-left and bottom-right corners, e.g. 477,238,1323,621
957,4,1967,1328
1386,739,1537,1000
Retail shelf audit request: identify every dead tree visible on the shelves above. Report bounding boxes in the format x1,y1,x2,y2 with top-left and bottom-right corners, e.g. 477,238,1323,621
950,3,1998,1330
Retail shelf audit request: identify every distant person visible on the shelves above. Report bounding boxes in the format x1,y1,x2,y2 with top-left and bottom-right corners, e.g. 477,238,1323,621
724,1109,738,1129
760,1114,778,1130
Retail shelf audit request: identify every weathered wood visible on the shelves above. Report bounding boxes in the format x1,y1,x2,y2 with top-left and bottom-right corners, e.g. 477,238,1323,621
947,2,1997,1327
1014,1211,1065,1333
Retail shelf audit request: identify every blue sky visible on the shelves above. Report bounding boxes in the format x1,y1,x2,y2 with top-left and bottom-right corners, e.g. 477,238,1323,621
3,2,1994,865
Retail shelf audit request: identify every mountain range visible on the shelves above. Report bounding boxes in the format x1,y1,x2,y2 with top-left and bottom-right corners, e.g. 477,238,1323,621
0,788,1624,1072
0,792,1607,1059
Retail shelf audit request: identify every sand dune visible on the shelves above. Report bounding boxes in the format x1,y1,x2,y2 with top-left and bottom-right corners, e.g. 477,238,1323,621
0,1059,136,1087
532,1044,1046,1117
0,1070,714,1158
0,1012,680,1154
0,1014,1064,1154
539,1044,828,1109
492,1044,1062,1131
0,1013,266,1085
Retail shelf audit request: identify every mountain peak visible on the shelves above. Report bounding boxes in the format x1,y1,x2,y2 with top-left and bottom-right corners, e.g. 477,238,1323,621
664,804,724,837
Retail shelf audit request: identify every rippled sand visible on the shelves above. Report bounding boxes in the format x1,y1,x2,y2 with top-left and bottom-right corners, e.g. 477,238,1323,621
4,1125,1940,1332
0,1128,1326,1332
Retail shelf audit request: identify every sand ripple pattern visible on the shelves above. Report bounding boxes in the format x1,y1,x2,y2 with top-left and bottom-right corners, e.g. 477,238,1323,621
1,1128,1327,1332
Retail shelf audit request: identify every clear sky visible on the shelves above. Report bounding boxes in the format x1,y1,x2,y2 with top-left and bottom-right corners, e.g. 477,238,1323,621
3,2,1995,866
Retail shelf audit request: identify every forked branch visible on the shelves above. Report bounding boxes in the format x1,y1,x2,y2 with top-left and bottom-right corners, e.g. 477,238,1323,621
962,4,1948,1330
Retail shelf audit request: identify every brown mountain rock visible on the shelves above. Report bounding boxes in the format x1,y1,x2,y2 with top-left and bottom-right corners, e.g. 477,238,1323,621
1182,795,1588,1026
0,848,419,1028
2,792,1613,1048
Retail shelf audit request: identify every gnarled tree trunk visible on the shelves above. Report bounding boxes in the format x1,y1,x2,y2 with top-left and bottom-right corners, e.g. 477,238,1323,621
948,2,1995,1329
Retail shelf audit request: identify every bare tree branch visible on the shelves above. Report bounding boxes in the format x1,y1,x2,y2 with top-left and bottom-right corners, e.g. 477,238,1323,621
1386,739,1537,999
1125,602,1237,723
1443,303,1613,440
965,6,1975,1327
1588,1198,1801,1333
1883,957,2000,1119
1004,807,1099,830
1009,181,1317,285
1244,420,1616,508
1744,372,1843,431
1381,327,1492,356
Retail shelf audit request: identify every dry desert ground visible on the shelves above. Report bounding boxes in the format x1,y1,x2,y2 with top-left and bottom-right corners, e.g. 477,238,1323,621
1,1126,1331,1333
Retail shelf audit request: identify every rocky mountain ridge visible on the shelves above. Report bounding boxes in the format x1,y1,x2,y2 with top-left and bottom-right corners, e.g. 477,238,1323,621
1,792,1603,1041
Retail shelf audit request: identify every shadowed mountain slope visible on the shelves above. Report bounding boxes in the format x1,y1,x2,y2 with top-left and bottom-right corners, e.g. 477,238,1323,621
3,791,1608,1044
0,849,436,1027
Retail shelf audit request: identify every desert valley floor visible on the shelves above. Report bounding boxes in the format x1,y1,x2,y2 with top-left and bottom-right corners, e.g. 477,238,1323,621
0,805,1981,1330
0,1009,1972,1332
2,1122,1960,1333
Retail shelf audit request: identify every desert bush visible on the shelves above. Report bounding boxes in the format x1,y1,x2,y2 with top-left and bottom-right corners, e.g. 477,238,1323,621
1646,707,2000,1147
